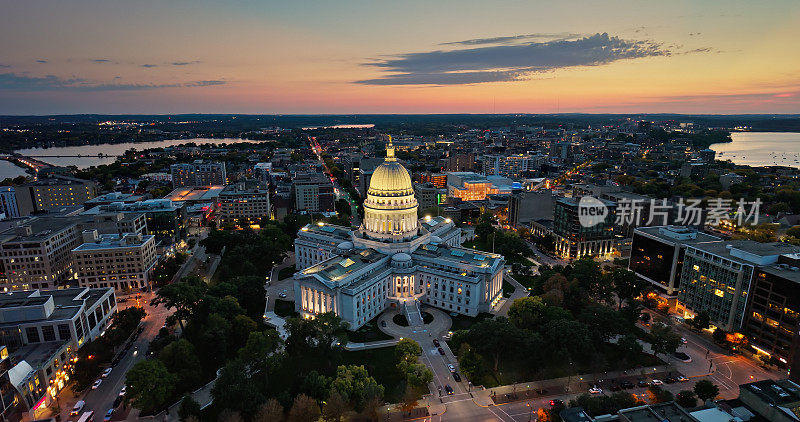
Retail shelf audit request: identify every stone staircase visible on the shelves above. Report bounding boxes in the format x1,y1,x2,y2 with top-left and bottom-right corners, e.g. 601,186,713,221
404,300,424,326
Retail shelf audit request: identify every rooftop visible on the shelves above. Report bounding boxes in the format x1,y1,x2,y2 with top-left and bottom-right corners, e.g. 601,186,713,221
301,248,386,284
413,240,503,269
740,379,800,409
689,240,800,266
301,223,352,241
635,225,721,244
618,402,698,422
72,233,154,251
14,340,69,369
0,215,83,243
164,186,225,202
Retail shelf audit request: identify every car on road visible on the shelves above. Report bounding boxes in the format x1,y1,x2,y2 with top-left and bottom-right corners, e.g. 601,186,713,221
437,347,445,356
433,339,440,347
278,292,287,298
673,351,692,362
664,377,677,384
637,380,650,387
104,408,114,422
452,373,461,382
92,379,102,390
549,399,564,407
119,385,127,396
448,364,456,372
380,320,387,327
113,396,123,408
651,379,664,386
71,400,86,415
620,381,634,389
102,367,112,378
677,375,689,382
681,337,688,344
445,385,454,395
589,387,602,394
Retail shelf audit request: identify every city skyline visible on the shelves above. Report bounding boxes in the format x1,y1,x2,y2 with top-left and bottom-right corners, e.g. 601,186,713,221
1,0,799,115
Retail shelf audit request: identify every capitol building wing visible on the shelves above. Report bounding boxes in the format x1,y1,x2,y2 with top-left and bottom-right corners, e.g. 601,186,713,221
293,138,505,330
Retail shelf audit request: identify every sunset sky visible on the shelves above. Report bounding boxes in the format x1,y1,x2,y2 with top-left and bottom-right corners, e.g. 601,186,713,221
1,0,799,115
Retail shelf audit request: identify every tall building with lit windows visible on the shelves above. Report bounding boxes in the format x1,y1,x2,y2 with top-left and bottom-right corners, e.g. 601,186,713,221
293,139,506,330
677,240,800,332
14,175,96,214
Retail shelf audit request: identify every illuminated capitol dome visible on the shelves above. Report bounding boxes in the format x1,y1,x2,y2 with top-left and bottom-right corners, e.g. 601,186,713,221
292,136,506,330
362,136,419,241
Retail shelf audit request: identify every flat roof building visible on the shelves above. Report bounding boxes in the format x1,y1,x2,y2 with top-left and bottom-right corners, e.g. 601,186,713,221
72,231,157,292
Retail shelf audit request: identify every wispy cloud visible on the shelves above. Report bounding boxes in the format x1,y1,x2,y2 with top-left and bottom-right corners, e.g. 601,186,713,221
141,64,158,68
0,64,10,69
35,59,47,64
0,73,226,91
357,32,690,86
171,61,200,66
92,59,111,63
440,32,583,46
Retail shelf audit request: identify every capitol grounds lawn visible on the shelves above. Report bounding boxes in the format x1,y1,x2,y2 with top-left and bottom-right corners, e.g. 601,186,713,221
450,312,494,331
274,299,299,318
348,318,393,343
463,342,664,389
277,265,296,281
502,280,516,297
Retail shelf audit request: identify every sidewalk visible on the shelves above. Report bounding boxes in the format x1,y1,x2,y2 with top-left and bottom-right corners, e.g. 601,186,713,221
470,365,671,406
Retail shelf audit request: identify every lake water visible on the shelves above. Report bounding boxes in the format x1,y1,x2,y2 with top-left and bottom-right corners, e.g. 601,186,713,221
711,132,800,169
11,138,256,170
0,160,29,181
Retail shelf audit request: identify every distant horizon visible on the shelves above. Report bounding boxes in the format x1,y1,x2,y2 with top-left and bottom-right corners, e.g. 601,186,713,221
2,1,799,114
3,112,800,118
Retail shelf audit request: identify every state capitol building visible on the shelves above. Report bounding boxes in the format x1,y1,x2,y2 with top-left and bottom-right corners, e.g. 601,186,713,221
293,138,506,330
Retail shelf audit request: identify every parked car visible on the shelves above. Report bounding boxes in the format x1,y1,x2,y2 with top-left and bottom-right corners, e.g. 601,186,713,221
71,401,86,415
102,367,112,378
278,292,287,298
448,364,456,372
651,379,664,386
664,377,678,384
119,385,127,396
637,380,650,387
104,408,114,422
113,395,123,408
620,381,634,389
681,337,688,344
452,373,461,382
433,339,440,347
92,379,102,390
437,347,445,356
549,399,564,407
677,375,689,382
380,321,387,327
445,385,454,395
588,387,602,394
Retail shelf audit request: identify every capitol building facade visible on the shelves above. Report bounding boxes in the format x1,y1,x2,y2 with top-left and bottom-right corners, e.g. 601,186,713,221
293,139,505,330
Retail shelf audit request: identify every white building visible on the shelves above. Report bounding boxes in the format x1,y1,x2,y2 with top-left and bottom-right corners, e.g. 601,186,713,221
218,180,271,226
72,230,157,291
294,138,505,330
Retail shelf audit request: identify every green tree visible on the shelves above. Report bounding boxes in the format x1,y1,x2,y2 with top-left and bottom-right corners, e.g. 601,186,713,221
301,370,331,403
151,276,208,330
507,296,547,329
456,343,486,382
611,268,646,310
691,310,710,330
649,324,682,360
330,365,384,412
178,395,201,421
395,338,422,363
543,319,591,364
159,339,202,390
126,360,176,413
676,390,698,408
693,380,720,402
466,317,521,372
288,394,321,422
211,359,265,415
712,327,727,344
578,304,624,346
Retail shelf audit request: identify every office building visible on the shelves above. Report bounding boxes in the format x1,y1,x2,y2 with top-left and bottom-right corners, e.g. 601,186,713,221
293,141,505,330
0,187,20,219
14,176,96,214
482,154,537,177
508,190,555,228
418,172,447,189
552,197,617,259
414,183,447,211
629,226,721,298
72,231,157,291
83,192,149,208
0,217,83,291
293,172,335,213
677,240,800,332
447,172,514,202
83,199,187,243
743,254,800,373
218,179,271,226
446,153,475,172
170,161,227,188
